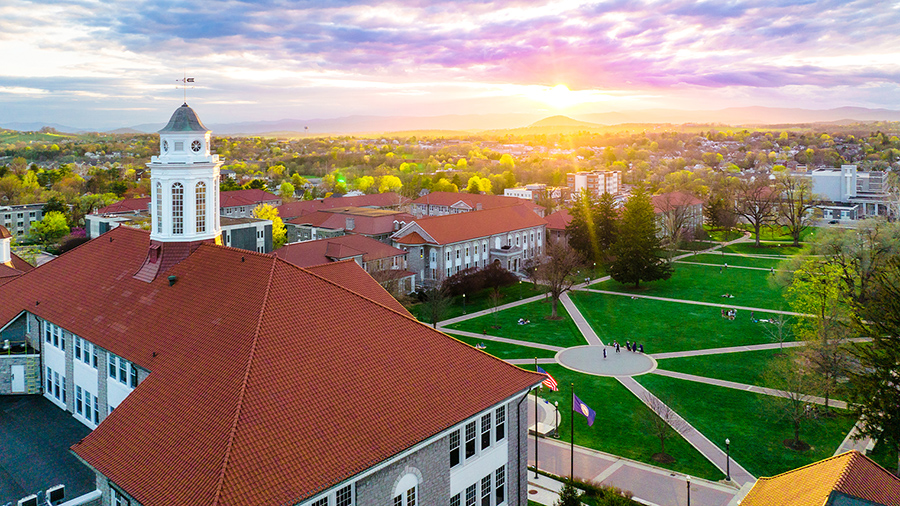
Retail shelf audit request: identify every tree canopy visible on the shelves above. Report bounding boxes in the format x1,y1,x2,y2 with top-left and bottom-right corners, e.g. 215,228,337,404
608,186,672,288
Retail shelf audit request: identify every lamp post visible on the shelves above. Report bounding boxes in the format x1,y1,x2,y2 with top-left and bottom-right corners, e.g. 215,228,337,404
686,476,691,506
725,438,731,482
462,293,466,314
554,401,559,438
519,279,523,300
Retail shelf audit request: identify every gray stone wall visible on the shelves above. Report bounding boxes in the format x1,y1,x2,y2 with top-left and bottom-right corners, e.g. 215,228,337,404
0,355,41,394
509,395,528,506
356,436,450,506
96,473,142,506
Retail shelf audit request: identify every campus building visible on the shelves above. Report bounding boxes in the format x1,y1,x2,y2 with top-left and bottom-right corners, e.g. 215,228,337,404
392,204,547,287
811,164,891,220
410,192,546,218
0,203,44,237
566,171,621,200
0,103,542,506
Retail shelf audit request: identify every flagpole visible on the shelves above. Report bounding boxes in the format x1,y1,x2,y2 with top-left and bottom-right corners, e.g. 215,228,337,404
534,357,539,479
570,383,575,481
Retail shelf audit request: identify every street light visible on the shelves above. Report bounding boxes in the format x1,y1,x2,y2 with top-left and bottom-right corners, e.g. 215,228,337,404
686,476,691,506
519,280,523,300
554,401,559,438
725,438,731,482
462,293,466,314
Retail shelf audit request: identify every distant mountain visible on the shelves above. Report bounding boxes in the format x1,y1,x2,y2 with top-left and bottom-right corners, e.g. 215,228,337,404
577,107,900,126
0,122,85,133
530,115,602,128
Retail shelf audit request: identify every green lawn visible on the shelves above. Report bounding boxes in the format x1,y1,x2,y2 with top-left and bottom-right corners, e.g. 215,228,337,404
737,225,820,243
636,374,857,478
676,253,786,270
569,292,793,353
407,282,548,322
444,298,587,349
720,242,804,256
867,439,900,475
588,263,788,312
706,229,745,242
655,346,799,387
535,364,724,481
445,333,558,360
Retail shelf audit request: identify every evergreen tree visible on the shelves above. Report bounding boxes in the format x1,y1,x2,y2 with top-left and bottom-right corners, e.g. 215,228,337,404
555,480,582,506
608,186,672,288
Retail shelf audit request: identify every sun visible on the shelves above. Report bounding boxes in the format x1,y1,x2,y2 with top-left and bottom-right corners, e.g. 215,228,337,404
527,84,588,109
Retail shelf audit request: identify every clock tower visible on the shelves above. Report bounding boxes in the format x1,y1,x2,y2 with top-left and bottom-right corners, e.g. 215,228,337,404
135,103,223,282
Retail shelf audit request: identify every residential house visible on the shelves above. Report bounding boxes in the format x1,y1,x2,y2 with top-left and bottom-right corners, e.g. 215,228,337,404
274,234,415,295
392,204,547,287
285,206,415,244
0,103,542,506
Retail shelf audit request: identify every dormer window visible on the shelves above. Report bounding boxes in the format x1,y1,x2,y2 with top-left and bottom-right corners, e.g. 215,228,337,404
191,140,202,152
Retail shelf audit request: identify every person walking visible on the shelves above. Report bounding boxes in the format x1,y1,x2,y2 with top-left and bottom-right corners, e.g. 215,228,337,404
639,344,643,353
615,342,620,353
603,348,607,359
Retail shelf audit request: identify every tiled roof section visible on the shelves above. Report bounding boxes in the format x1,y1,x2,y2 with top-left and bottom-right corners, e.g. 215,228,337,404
544,209,571,231
275,235,406,267
411,192,524,210
10,253,33,273
220,190,280,210
396,204,546,245
324,241,364,260
0,225,11,239
651,191,703,214
304,260,410,315
288,209,414,236
96,198,150,215
0,264,23,286
276,193,407,220
394,231,426,245
741,451,900,506
158,103,209,132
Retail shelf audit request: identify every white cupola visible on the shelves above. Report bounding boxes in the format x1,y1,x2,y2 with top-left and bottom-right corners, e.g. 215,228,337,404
147,103,223,244
0,225,11,267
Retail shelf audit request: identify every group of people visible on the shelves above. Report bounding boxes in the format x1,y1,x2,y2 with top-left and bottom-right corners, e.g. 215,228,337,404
609,339,643,355
517,318,531,325
721,308,738,320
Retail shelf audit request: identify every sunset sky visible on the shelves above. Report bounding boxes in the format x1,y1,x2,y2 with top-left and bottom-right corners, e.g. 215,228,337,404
2,0,898,129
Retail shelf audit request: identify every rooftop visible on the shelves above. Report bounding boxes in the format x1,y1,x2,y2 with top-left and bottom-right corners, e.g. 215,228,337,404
158,103,209,133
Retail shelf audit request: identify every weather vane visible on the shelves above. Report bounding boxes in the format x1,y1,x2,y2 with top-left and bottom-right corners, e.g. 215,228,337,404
176,71,195,105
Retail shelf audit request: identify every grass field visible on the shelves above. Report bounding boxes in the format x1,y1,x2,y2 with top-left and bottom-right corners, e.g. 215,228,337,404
636,374,857,478
444,298,587,349
588,262,788,311
407,282,548,322
569,291,794,353
445,333,558,360
675,253,787,269
534,364,724,481
655,346,799,387
719,242,804,256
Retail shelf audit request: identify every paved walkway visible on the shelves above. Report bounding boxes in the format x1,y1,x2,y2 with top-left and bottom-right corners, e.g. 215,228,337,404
438,328,565,352
560,291,604,346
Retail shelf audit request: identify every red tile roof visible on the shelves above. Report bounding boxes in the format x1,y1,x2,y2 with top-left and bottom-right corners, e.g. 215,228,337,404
411,192,524,210
394,204,546,245
276,193,407,220
220,189,280,208
0,225,11,239
741,450,900,506
95,198,150,215
544,209,571,231
275,235,405,267
0,226,537,505
287,208,414,236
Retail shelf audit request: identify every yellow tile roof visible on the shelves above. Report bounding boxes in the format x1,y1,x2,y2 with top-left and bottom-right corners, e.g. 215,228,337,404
741,451,900,506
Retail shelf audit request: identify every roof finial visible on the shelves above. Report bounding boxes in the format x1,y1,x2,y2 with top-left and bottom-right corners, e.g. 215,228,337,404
177,69,194,105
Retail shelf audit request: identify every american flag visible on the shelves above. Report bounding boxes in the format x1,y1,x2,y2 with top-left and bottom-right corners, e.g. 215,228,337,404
536,366,558,391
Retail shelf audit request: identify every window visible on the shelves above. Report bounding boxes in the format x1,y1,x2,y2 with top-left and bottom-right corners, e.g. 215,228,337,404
393,497,402,506
94,396,100,424
53,371,60,399
450,430,460,467
46,366,51,393
84,390,92,420
196,182,207,233
130,364,138,388
481,413,492,450
406,488,416,506
465,421,476,459
92,345,99,368
156,182,163,233
447,251,451,261
119,358,127,383
495,406,506,441
172,183,184,234
75,337,82,361
311,498,328,506
481,475,491,506
76,386,83,415
451,494,461,506
174,141,184,152
465,484,477,506
495,466,506,505
109,354,117,378
45,322,51,343
335,485,352,506
110,485,130,506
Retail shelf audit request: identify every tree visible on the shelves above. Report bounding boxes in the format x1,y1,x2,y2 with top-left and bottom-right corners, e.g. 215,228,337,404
537,241,584,319
354,175,375,193
554,481,581,506
850,256,900,474
252,204,287,248
420,284,452,329
565,190,601,265
638,392,691,461
763,352,822,451
762,313,790,351
479,262,517,296
30,211,70,245
42,196,68,217
608,187,673,288
655,191,700,250
279,182,296,203
378,175,402,193
776,175,818,247
734,177,777,247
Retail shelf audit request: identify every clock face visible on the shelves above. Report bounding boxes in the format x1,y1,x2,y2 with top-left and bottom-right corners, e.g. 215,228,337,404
162,140,168,152
191,140,202,152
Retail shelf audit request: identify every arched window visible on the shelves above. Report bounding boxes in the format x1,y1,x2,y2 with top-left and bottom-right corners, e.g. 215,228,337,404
155,182,162,233
195,182,206,233
172,183,184,234
393,472,419,506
